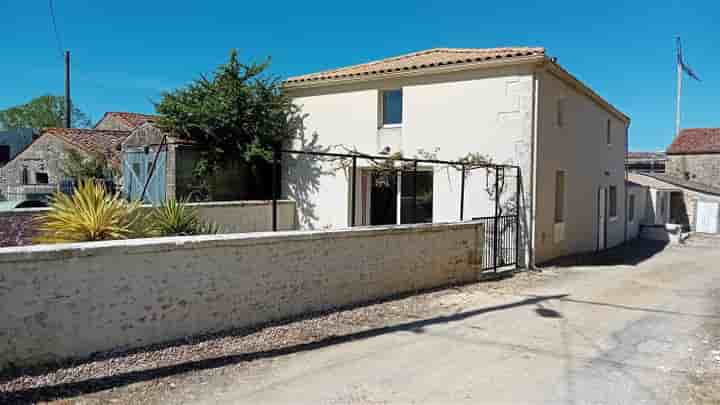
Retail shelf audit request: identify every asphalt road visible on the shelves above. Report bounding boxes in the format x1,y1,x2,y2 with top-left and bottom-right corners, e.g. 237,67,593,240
185,239,720,404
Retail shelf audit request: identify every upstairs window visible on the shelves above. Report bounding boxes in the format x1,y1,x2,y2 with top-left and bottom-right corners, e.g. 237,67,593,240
381,89,403,126
557,99,566,128
606,119,612,146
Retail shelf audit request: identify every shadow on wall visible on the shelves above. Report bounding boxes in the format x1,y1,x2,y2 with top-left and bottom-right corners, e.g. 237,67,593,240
283,115,337,230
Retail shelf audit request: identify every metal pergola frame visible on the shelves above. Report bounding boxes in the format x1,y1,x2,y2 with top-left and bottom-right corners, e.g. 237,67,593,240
270,147,522,271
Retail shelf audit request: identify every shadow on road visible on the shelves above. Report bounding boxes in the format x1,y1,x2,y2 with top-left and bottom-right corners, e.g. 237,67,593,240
0,294,567,404
539,239,668,268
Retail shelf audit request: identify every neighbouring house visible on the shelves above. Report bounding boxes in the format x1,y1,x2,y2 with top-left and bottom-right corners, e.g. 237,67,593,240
0,128,36,166
666,128,720,187
626,151,666,173
94,111,158,131
0,128,129,205
628,172,720,233
283,47,630,265
119,120,274,203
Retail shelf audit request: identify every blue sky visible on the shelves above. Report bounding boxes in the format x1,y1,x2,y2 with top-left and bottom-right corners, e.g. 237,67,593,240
1,1,718,151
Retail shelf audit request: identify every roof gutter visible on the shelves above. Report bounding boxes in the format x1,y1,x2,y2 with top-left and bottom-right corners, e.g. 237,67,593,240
283,55,547,92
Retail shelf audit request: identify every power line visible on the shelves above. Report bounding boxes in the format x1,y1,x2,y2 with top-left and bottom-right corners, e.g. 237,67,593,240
48,0,63,58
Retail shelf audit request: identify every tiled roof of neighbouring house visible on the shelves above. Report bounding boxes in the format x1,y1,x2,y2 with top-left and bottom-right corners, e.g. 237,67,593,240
627,151,667,160
628,172,720,196
667,128,720,154
284,47,546,85
43,128,130,167
97,112,158,130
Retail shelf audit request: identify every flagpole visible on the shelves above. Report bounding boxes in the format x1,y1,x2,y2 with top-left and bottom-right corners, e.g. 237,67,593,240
675,56,682,138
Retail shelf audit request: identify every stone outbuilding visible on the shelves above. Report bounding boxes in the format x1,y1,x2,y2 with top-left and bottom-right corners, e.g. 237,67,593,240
0,128,129,204
666,128,720,188
627,172,720,233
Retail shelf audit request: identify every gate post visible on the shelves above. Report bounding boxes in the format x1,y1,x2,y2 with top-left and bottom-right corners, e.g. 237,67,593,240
351,156,357,227
460,164,466,221
271,146,279,232
493,167,501,272
412,160,418,223
515,167,521,269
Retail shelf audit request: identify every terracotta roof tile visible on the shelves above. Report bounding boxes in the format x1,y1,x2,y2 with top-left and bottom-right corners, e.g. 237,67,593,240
627,151,666,160
43,128,130,167
667,128,720,154
99,112,157,130
284,47,545,85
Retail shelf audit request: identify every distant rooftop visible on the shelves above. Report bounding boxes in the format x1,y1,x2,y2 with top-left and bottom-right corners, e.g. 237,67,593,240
667,128,720,155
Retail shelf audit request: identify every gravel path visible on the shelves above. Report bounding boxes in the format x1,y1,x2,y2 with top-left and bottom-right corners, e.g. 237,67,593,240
0,269,555,405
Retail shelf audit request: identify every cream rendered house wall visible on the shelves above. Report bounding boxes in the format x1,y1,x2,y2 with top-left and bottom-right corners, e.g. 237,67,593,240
288,65,535,230
534,69,629,263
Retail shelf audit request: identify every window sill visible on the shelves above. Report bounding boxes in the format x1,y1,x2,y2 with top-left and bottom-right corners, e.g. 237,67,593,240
609,216,619,222
380,124,402,129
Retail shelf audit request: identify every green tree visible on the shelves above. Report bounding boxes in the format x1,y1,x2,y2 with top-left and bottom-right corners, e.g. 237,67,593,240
61,149,114,180
0,95,91,129
155,50,299,176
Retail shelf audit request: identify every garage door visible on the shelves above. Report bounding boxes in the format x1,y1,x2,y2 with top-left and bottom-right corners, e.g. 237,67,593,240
696,201,719,234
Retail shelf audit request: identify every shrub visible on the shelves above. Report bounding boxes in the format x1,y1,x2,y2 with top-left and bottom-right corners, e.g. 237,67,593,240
36,180,149,243
149,198,220,236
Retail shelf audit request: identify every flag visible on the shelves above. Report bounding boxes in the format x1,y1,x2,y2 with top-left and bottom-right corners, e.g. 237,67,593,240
677,37,701,82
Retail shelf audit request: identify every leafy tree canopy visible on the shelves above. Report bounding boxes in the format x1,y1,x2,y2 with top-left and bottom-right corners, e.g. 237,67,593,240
155,50,299,174
61,149,114,180
0,95,91,129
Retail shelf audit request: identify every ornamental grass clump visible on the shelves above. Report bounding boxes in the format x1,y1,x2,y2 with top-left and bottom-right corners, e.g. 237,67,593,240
36,180,149,243
150,198,220,236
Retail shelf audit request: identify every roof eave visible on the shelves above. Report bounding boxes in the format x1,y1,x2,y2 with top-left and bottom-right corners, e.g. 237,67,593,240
282,55,546,91
666,150,720,156
542,60,630,124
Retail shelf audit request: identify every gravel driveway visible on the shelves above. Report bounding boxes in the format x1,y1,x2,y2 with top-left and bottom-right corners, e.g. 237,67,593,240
1,238,719,404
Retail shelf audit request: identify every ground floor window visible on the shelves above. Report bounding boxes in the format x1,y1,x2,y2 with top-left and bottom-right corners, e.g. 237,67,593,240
35,172,49,184
628,194,635,222
360,169,434,225
609,185,618,219
554,170,565,224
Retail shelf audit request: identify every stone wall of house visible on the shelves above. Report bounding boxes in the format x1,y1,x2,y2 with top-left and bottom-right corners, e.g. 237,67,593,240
94,115,133,131
0,221,483,368
0,135,67,201
666,154,720,189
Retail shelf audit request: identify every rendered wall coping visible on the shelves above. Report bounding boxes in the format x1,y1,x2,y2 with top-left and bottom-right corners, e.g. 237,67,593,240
0,221,481,264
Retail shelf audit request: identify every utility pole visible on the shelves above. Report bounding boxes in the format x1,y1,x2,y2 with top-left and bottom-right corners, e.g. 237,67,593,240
64,51,71,128
675,52,682,139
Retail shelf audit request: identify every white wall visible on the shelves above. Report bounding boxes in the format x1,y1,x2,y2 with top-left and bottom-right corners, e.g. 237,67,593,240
0,221,484,368
626,185,648,239
288,65,534,229
535,69,629,263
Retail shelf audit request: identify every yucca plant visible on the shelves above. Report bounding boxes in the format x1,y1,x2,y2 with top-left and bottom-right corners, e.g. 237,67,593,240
150,198,220,236
36,180,149,243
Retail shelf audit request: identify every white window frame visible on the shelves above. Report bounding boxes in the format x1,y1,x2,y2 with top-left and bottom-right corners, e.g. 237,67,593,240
379,89,403,128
